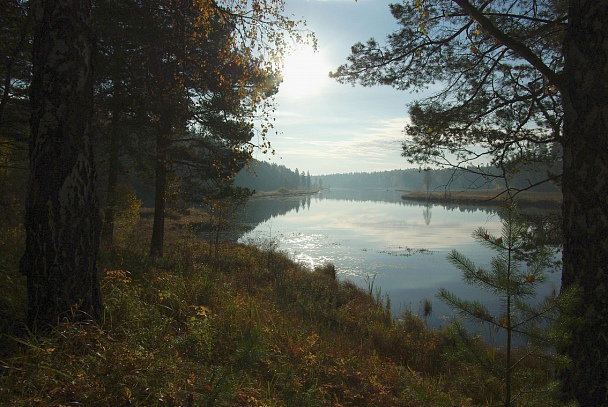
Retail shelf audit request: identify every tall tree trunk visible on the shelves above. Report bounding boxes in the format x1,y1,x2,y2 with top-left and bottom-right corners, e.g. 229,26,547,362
101,87,121,246
561,1,608,405
150,113,171,257
21,0,102,329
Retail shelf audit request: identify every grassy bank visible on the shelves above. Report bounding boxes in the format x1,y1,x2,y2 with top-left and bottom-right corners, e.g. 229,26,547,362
251,187,320,200
402,189,562,209
0,210,566,406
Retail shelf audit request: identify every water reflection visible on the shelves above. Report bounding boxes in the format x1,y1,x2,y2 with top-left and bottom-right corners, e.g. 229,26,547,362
240,188,498,229
423,201,432,225
238,188,561,339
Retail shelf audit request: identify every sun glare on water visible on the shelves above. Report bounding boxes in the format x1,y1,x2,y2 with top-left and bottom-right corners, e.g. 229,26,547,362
279,47,332,98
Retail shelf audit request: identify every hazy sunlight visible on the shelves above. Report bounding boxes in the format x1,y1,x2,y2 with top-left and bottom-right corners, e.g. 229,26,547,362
279,47,331,98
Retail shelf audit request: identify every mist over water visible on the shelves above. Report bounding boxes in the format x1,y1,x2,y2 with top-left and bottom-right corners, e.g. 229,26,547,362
239,188,561,343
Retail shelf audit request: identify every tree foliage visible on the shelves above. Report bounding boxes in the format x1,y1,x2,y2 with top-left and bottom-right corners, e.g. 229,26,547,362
90,0,310,255
331,0,565,189
234,160,315,191
439,205,570,406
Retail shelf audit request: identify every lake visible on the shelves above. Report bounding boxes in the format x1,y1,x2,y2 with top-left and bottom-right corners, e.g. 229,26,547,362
238,188,562,338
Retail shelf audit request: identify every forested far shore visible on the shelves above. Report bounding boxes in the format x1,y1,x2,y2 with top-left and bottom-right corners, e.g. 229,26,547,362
235,160,561,194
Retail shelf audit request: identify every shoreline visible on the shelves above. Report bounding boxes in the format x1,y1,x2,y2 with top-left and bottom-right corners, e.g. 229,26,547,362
401,189,562,209
250,188,321,200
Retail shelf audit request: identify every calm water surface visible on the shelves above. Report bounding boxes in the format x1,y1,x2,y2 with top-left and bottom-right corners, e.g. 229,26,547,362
239,188,561,333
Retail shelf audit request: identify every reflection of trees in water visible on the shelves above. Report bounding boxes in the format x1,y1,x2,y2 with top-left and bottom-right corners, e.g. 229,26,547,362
440,204,495,215
315,189,514,215
238,195,312,226
439,203,559,219
423,201,432,225
238,189,561,243
239,189,408,231
238,190,501,234
316,188,406,204
236,191,561,262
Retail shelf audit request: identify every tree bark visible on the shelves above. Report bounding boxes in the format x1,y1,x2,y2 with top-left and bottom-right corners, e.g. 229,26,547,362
21,0,102,329
561,1,608,405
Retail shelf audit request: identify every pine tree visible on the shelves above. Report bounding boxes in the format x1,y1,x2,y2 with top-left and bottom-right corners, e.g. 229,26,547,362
22,0,102,329
438,204,571,406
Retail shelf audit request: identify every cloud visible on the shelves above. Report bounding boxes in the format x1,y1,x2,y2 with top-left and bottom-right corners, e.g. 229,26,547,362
265,116,413,174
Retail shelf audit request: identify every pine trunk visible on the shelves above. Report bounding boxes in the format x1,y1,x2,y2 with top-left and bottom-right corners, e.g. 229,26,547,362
561,1,608,404
21,0,102,329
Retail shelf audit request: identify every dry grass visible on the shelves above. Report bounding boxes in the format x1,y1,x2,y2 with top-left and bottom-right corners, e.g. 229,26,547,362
251,188,320,200
402,189,562,208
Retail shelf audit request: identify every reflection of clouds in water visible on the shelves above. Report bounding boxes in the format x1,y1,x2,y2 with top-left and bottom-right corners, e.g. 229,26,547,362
283,233,324,250
379,245,434,257
340,261,385,280
275,232,348,270
293,253,334,269
316,205,502,251
242,219,453,285
238,192,560,341
275,230,428,283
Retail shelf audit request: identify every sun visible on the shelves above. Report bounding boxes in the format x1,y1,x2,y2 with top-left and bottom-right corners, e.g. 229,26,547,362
279,47,331,98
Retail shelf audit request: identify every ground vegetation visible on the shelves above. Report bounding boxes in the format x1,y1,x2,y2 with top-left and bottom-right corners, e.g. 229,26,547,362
0,208,568,406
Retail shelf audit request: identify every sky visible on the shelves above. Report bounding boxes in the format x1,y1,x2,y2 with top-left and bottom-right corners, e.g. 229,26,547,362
256,0,420,176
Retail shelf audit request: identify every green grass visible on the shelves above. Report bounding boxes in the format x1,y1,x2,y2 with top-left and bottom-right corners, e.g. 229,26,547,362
0,212,567,406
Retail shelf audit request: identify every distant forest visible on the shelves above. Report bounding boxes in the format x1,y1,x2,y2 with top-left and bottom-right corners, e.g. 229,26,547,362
234,160,561,193
234,161,315,191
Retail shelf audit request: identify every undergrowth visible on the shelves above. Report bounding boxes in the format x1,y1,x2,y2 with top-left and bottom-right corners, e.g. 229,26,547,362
0,211,565,406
